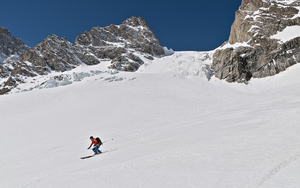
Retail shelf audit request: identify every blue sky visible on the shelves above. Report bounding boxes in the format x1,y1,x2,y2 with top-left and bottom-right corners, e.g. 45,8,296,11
1,0,242,51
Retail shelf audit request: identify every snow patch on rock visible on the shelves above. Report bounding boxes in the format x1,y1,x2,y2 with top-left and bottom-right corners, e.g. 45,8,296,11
271,25,300,43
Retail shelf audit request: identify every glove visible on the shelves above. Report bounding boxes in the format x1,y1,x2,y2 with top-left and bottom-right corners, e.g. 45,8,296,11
87,147,90,150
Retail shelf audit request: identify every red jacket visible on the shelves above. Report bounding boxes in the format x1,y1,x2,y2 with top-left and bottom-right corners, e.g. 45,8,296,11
89,138,99,148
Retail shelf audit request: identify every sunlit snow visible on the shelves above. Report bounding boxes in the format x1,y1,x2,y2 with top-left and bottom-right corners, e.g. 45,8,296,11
1,51,300,188
271,25,300,43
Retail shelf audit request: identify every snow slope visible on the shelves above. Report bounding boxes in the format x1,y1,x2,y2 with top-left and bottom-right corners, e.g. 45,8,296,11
1,51,300,188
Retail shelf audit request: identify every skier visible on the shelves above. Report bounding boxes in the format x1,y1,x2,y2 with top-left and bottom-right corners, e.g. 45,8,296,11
88,136,102,154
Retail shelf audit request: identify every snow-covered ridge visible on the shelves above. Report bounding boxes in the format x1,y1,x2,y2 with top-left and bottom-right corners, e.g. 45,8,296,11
9,61,132,94
12,68,123,93
0,17,166,95
9,51,214,94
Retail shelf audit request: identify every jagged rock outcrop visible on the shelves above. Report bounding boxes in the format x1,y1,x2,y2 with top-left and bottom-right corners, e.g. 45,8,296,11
19,16,164,75
75,17,164,56
19,35,82,75
0,17,164,94
212,0,300,83
0,27,29,77
108,53,144,71
0,27,29,94
0,27,29,64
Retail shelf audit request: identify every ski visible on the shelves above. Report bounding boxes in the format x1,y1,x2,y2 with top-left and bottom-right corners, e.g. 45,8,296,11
80,151,106,159
81,155,95,159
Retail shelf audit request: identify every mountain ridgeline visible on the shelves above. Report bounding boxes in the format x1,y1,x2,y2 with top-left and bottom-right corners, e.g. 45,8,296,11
0,17,164,94
2,0,300,95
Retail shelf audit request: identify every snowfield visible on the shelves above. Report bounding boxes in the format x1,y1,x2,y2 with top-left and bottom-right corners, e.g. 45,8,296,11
1,51,300,188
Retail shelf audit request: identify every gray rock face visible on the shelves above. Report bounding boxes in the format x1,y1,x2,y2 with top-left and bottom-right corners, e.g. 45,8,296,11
75,17,164,55
17,17,164,75
19,35,83,75
0,27,29,94
0,17,164,94
0,27,29,78
0,27,29,64
74,16,164,70
108,53,144,71
18,16,164,74
212,0,300,83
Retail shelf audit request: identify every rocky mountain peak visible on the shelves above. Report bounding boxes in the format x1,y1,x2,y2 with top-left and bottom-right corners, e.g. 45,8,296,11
74,16,164,56
20,16,164,74
0,27,29,64
0,17,165,94
212,0,300,83
240,0,267,11
0,27,11,37
0,27,30,94
122,16,150,28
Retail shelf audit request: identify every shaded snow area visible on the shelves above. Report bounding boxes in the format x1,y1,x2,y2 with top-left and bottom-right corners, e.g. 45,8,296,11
139,51,214,79
2,51,300,188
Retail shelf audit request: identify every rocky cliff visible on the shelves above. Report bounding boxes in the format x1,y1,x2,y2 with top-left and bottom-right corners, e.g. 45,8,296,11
0,17,165,94
0,27,29,77
0,27,29,64
0,27,30,94
212,0,300,83
19,16,164,74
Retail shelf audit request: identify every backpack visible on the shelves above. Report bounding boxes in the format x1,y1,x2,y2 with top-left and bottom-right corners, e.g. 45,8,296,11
95,137,102,145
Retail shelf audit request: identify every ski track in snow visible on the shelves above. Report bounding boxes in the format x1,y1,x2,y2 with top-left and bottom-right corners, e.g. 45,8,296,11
246,153,300,188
